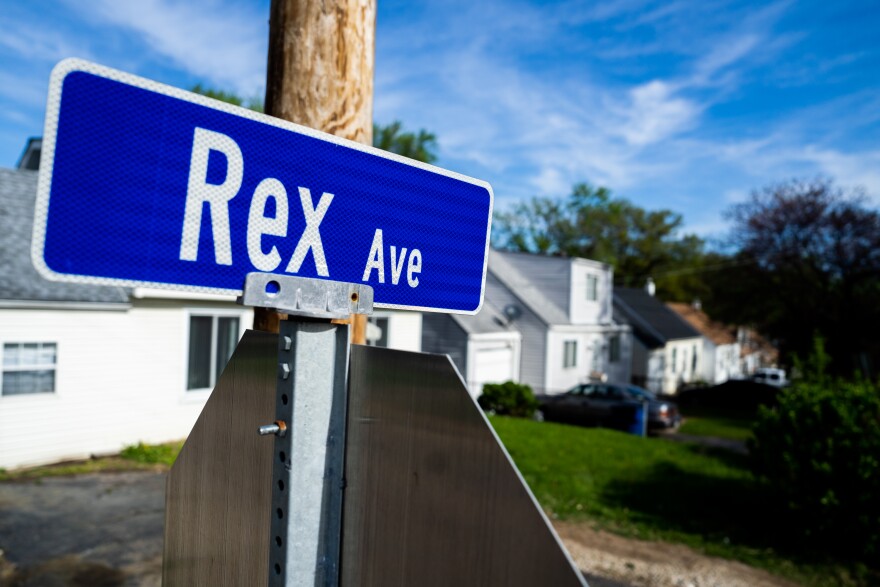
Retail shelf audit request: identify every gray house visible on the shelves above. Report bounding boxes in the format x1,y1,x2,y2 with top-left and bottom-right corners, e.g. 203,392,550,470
613,286,703,394
423,250,631,397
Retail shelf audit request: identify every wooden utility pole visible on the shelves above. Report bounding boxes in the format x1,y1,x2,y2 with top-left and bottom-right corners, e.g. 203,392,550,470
255,0,374,344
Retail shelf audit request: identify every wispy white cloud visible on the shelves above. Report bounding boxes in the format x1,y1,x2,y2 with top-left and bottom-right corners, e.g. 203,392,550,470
686,218,732,239
67,0,268,94
0,0,874,239
610,80,701,146
0,20,93,63
723,188,749,204
690,34,761,85
800,147,880,199
0,70,49,109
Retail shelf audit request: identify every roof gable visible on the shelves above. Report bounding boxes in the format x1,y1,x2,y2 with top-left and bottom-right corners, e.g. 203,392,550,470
667,302,736,345
488,250,570,325
614,287,700,346
0,167,129,305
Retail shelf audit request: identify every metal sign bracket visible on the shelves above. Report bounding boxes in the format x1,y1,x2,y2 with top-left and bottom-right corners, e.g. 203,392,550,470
238,272,374,320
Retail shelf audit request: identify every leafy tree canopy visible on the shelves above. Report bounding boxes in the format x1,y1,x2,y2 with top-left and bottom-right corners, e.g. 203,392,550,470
493,182,706,296
707,177,880,376
373,121,438,164
191,84,263,112
190,87,437,165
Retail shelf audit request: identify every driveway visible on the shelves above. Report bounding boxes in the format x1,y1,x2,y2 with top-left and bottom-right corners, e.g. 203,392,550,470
0,472,165,586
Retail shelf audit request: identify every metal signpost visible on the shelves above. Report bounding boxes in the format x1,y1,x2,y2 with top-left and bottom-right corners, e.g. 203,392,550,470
33,59,586,586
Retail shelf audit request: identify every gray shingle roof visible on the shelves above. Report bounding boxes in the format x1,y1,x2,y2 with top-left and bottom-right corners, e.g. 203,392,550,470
0,167,130,304
488,250,570,325
614,287,699,348
450,300,516,335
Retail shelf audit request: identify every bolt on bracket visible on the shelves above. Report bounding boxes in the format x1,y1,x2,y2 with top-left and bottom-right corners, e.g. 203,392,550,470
237,273,373,319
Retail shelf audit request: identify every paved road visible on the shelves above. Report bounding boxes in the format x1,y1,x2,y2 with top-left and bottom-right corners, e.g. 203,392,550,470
0,472,165,586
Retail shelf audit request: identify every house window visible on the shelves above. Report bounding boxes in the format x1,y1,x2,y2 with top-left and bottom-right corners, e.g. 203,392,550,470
671,348,677,373
2,342,57,396
692,344,698,373
366,316,389,347
586,274,598,301
187,315,240,390
609,335,621,363
563,340,577,368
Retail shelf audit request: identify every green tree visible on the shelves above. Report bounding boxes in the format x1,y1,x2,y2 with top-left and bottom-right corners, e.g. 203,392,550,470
190,87,438,165
191,84,263,112
749,339,880,559
493,182,707,293
708,178,880,375
373,121,438,163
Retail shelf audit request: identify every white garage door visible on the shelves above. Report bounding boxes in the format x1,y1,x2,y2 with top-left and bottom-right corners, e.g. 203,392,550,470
471,345,515,397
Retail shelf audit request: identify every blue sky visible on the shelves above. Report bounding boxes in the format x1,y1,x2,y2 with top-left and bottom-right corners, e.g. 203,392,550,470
0,0,877,238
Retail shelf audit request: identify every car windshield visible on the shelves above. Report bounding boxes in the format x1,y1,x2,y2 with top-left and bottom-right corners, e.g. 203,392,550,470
568,384,598,396
626,385,656,400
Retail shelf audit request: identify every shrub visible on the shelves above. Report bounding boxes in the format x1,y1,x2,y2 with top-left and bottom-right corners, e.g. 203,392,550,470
749,376,880,559
478,381,538,418
120,441,183,465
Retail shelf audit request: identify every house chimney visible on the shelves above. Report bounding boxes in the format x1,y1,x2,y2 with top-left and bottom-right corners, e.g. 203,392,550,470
692,298,702,311
645,277,656,296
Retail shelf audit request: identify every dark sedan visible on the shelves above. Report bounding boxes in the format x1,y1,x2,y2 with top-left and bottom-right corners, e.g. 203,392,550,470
536,382,681,432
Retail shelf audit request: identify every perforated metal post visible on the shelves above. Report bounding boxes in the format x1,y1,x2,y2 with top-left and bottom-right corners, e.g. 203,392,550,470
269,318,349,585
240,273,372,586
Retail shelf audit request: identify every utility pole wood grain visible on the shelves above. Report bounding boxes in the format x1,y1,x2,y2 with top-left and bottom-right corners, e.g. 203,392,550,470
256,0,374,343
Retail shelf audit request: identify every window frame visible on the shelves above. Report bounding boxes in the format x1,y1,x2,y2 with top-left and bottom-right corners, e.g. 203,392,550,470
366,315,390,347
563,340,578,369
1,342,58,397
609,335,621,363
184,310,244,393
586,273,599,301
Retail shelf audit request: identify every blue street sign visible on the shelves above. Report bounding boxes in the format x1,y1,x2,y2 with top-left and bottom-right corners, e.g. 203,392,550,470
32,59,493,314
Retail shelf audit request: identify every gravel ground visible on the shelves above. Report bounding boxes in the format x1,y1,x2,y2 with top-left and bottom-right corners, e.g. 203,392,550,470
555,521,799,587
0,470,797,587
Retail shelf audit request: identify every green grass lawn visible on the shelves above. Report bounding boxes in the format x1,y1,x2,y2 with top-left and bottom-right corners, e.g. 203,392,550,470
491,415,875,587
678,411,754,441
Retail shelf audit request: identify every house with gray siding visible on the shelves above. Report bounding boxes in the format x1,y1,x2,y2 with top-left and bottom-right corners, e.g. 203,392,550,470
421,300,521,396
423,250,632,397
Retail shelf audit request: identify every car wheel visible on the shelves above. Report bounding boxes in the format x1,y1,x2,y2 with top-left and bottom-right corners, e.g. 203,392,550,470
532,409,545,422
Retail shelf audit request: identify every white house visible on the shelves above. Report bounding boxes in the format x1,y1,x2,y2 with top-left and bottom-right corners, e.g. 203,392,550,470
0,158,421,469
423,250,632,397
737,327,780,376
613,286,703,394
667,302,742,384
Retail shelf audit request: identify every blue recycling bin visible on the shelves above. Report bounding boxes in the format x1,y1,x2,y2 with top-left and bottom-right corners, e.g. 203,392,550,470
626,400,649,437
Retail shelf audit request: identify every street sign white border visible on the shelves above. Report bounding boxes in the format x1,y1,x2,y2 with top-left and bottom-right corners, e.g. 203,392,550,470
32,58,494,315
